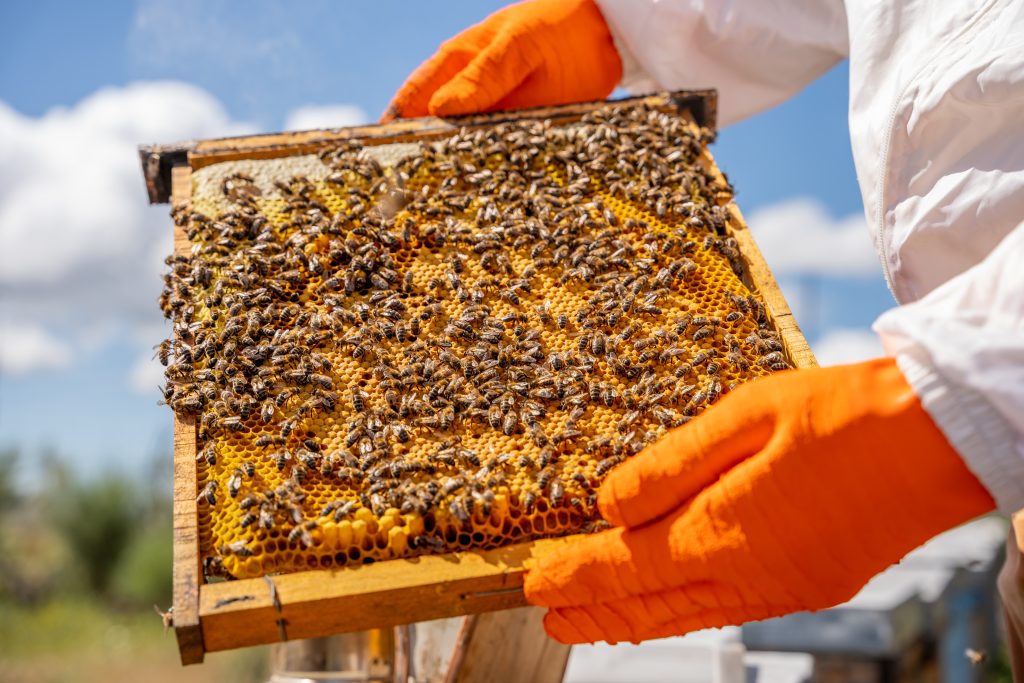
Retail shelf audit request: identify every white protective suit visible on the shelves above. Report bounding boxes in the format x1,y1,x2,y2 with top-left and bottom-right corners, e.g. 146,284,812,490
594,0,1024,513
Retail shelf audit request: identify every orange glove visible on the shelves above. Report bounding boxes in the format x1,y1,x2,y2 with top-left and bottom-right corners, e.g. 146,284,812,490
524,358,995,644
382,0,622,121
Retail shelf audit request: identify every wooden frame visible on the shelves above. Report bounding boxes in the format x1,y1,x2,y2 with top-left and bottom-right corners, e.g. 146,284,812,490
155,91,815,665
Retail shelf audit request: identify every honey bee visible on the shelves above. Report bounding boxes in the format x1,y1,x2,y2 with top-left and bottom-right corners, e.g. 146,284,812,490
219,540,253,557
197,481,218,505
259,507,276,531
288,520,316,548
595,455,624,477
549,479,565,507
272,450,292,471
196,444,217,466
280,417,298,437
228,469,244,498
449,497,471,525
332,500,360,522
351,388,368,413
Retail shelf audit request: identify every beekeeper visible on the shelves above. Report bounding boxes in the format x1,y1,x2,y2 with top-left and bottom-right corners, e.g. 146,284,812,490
385,0,1024,659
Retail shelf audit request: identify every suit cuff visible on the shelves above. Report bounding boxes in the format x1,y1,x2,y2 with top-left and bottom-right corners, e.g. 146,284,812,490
896,352,1024,513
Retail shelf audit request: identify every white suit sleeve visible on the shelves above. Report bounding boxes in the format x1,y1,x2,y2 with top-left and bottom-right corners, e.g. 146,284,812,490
874,224,1024,513
594,0,849,126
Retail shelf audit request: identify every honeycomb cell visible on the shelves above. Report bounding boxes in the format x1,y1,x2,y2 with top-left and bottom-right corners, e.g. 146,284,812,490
161,100,792,580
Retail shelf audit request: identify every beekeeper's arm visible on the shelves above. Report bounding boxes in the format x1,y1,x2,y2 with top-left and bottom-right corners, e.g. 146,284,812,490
525,231,1020,642
385,0,1004,644
383,0,847,126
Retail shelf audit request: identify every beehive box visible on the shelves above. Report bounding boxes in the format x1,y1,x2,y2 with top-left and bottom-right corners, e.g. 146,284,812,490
143,91,814,664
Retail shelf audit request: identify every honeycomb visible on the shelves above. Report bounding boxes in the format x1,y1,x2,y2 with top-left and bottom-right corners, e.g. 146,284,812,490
159,101,791,580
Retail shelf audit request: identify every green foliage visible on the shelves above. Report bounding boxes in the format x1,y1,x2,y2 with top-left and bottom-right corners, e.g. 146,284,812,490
48,475,140,596
0,448,17,516
111,512,173,607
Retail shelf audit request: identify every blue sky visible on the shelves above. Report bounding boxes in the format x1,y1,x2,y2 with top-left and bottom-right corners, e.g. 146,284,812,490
0,1,893,482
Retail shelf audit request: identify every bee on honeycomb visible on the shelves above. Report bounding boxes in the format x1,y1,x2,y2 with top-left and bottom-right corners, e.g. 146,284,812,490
158,101,790,579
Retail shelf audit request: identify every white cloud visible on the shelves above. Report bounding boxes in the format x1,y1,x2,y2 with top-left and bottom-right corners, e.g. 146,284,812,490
129,350,166,395
812,328,884,366
0,324,72,375
0,81,254,379
0,81,371,386
746,198,881,278
283,104,369,131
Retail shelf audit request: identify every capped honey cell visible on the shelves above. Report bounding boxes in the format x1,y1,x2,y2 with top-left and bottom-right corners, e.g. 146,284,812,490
160,101,791,580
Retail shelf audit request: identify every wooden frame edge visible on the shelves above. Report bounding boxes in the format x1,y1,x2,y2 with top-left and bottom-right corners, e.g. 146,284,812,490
170,165,205,664
163,91,812,662
696,149,817,370
139,91,717,204
195,537,577,653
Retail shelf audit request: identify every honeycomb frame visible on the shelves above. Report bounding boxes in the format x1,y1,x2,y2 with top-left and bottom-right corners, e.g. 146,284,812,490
154,91,815,663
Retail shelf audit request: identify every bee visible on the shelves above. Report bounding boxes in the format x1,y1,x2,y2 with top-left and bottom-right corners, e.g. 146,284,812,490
556,314,569,329
535,302,553,325
692,326,714,342
390,422,412,443
273,450,292,471
684,390,708,416
553,427,583,445
219,540,253,557
449,497,471,525
259,507,276,530
239,493,261,510
617,410,641,431
487,403,503,430
501,410,519,436
219,416,245,432
228,469,244,498
280,417,298,437
595,455,624,477
288,520,316,548
197,481,218,505
309,373,333,390
331,500,359,522
240,512,257,528
727,350,751,371
155,339,172,366
351,388,368,413
196,444,217,466
549,479,565,507
528,421,549,448
296,448,319,470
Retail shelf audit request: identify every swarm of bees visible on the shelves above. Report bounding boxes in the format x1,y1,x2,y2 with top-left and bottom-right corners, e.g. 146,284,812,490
158,101,791,579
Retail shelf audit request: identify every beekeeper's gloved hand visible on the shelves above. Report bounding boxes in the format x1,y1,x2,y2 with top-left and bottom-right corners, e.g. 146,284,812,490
524,358,994,644
382,0,621,121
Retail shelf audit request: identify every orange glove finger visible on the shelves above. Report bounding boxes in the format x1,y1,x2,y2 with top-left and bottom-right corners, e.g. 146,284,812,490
428,29,541,117
544,598,794,645
382,23,494,122
598,379,778,529
525,496,718,607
